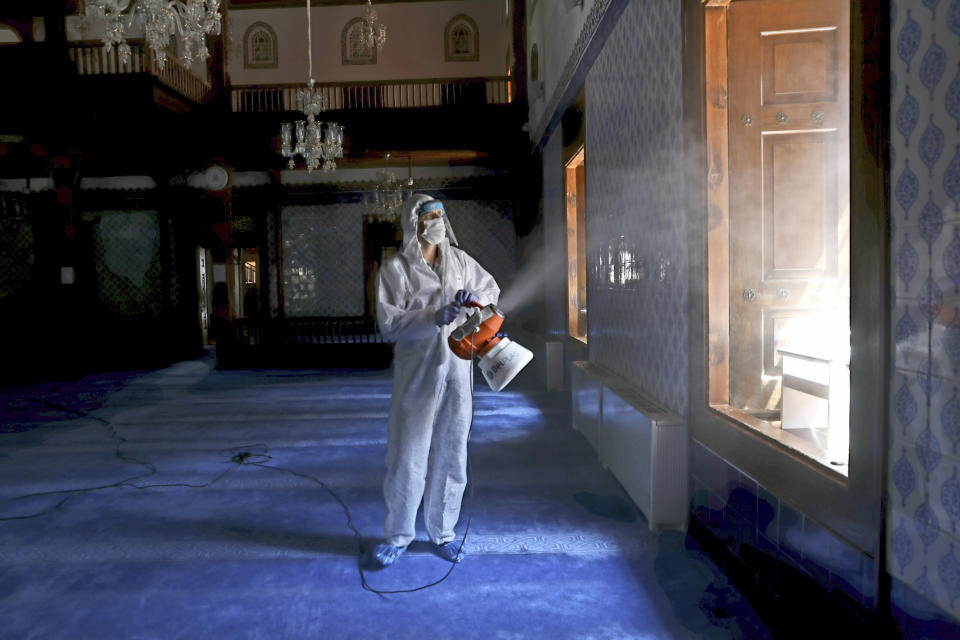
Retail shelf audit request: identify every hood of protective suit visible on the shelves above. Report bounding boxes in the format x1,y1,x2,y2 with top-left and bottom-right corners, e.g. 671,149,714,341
400,194,458,260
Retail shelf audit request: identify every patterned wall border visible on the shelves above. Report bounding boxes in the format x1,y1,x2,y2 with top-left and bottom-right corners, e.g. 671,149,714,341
531,0,627,149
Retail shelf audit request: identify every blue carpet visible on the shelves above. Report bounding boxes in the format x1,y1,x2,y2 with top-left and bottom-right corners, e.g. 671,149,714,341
0,351,770,639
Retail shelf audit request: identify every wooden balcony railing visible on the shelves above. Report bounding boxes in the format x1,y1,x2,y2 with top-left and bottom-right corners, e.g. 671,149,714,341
231,76,513,113
232,316,386,347
67,41,213,104
220,316,392,368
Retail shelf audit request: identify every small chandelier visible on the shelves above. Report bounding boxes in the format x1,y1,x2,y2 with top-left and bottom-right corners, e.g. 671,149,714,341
369,154,414,223
84,0,222,71
280,0,344,173
359,0,387,51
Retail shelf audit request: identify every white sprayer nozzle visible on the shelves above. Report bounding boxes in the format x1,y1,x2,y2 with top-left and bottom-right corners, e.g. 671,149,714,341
478,338,534,392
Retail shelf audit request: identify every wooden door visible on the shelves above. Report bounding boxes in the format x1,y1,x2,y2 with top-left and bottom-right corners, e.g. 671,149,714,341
727,0,850,414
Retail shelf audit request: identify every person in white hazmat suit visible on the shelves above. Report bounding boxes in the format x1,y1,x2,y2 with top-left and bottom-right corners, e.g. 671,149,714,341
372,193,499,566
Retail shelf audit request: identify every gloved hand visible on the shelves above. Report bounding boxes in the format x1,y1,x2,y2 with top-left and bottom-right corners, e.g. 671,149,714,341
435,302,460,326
454,289,478,307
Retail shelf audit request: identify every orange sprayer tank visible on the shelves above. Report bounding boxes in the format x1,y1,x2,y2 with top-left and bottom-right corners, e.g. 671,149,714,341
448,302,504,360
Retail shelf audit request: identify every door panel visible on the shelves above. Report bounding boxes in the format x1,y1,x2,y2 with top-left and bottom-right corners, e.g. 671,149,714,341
763,130,838,279
762,28,839,105
728,0,849,413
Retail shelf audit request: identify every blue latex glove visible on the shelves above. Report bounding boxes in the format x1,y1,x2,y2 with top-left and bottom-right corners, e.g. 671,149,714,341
454,289,478,306
435,302,460,326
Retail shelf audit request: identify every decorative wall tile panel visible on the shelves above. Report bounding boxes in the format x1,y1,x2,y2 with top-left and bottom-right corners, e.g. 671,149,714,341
942,386,960,455
931,529,960,607
944,312,960,376
896,226,925,297
895,303,931,372
930,381,959,456
897,157,921,217
895,446,921,510
942,465,960,533
443,199,517,297
898,10,922,72
939,224,960,295
930,458,960,533
281,204,364,317
945,146,960,211
280,200,515,319
892,575,960,636
0,197,34,300
891,0,960,622
947,62,960,133
690,439,877,618
920,191,946,249
92,211,162,316
584,0,686,415
915,494,943,553
893,513,920,578
920,36,947,102
542,133,568,339
265,209,280,318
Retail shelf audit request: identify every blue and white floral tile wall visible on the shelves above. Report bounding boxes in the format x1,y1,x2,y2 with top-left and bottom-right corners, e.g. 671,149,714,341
890,0,960,621
542,132,568,341
93,211,163,316
280,200,517,318
583,0,687,415
445,199,518,298
282,204,366,317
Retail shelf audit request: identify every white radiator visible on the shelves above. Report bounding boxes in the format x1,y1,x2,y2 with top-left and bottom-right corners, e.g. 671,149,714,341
572,362,688,532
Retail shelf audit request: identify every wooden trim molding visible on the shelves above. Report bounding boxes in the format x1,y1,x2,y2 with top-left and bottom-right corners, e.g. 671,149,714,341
704,4,730,405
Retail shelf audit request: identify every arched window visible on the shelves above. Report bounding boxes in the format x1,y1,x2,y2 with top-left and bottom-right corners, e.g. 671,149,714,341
243,21,277,69
252,32,270,62
444,14,478,62
341,17,376,65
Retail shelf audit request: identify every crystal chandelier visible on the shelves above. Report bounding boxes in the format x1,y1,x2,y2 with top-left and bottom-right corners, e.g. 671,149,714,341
280,0,345,172
84,0,222,71
368,154,414,223
359,0,387,52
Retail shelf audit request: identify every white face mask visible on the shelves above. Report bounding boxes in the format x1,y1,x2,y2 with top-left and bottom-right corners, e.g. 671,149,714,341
420,217,446,245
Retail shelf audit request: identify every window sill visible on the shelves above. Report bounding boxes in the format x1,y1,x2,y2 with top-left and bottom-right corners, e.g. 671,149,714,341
709,404,849,480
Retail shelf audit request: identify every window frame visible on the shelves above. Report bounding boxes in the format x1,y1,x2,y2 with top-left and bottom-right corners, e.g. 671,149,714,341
684,0,888,556
565,147,588,343
705,0,852,474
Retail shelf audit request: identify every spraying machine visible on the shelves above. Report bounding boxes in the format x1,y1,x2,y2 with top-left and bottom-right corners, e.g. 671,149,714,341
448,302,533,392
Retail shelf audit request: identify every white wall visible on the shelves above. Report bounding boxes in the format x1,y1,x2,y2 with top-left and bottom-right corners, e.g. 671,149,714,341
226,0,508,85
524,0,596,136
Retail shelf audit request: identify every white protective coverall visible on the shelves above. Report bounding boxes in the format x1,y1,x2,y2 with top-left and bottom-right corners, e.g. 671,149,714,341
376,194,500,548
